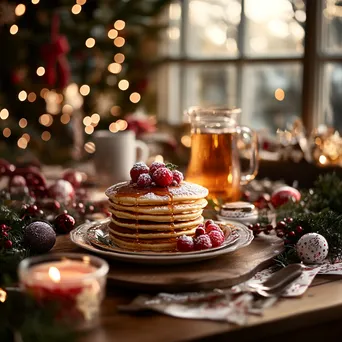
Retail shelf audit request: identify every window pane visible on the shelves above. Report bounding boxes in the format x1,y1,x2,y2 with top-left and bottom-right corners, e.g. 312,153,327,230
183,64,237,110
186,0,241,58
241,63,302,132
244,0,305,57
322,1,342,54
321,63,342,131
159,2,182,57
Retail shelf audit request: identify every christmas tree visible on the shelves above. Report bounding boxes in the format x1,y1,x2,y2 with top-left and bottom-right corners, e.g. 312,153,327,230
0,0,170,164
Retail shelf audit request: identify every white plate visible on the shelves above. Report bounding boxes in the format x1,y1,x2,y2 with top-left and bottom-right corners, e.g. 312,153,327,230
70,218,254,265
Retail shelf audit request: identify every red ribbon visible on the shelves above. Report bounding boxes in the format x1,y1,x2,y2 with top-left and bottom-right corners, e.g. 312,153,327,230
41,13,70,89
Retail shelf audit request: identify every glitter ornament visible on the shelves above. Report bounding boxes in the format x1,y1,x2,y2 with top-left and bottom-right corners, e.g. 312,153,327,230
271,186,301,208
49,179,75,204
296,233,329,264
23,221,56,253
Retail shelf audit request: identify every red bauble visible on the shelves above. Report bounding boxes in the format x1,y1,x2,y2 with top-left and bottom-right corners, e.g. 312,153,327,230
54,213,76,234
271,186,301,208
63,169,84,188
49,180,75,204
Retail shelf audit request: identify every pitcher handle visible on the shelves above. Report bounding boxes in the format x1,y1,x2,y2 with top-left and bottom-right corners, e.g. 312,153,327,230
135,140,149,162
238,126,259,185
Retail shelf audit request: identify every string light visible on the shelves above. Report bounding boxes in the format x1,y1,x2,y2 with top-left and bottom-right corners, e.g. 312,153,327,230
22,133,31,142
91,113,100,124
114,53,125,64
71,4,82,15
0,109,9,120
28,92,37,102
18,90,27,101
39,114,53,127
3,128,11,138
116,119,128,131
109,122,119,133
118,80,129,91
129,92,141,103
114,37,125,47
36,67,45,76
41,131,51,141
62,104,73,114
40,88,49,98
17,137,27,149
114,20,126,30
10,25,18,35
108,29,118,39
83,116,92,126
80,85,90,96
85,38,95,48
76,0,87,4
84,142,96,154
15,4,26,16
85,125,94,134
275,88,285,101
108,63,122,74
32,0,40,4
111,106,121,116
60,113,71,124
19,118,27,128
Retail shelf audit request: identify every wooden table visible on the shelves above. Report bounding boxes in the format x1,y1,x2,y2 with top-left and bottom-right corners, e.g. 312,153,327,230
53,236,342,342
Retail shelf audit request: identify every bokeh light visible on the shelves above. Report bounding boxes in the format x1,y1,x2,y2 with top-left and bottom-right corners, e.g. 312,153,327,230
0,109,9,120
18,90,27,101
85,38,95,48
80,85,90,96
118,79,129,90
114,20,125,30
36,67,45,76
84,142,96,154
41,131,51,141
19,118,28,128
114,37,125,47
114,53,125,63
129,92,141,103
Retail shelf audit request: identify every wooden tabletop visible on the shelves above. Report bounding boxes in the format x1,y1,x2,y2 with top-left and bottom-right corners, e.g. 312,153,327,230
52,235,342,342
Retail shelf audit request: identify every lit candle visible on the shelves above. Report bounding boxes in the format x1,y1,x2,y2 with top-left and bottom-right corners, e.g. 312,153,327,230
18,254,109,330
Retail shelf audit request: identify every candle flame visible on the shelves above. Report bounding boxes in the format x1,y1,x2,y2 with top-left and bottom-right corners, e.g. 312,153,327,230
0,288,7,303
48,267,61,282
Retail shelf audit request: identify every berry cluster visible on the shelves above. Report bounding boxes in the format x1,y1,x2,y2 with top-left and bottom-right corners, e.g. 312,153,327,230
130,162,184,188
176,220,225,252
248,217,304,245
0,224,13,249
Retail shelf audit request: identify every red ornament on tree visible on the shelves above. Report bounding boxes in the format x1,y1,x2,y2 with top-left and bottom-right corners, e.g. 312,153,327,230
54,213,76,234
271,186,301,208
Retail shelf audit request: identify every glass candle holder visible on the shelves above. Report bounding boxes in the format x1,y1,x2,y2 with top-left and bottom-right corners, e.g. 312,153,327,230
18,253,109,331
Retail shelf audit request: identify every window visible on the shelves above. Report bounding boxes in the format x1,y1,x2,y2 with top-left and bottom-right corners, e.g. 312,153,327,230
158,0,342,133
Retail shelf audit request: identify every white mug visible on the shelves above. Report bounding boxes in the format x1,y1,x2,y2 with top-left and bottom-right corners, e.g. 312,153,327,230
93,130,149,185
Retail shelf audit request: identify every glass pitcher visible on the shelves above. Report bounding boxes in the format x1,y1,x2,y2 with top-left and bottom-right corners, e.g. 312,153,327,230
185,107,259,203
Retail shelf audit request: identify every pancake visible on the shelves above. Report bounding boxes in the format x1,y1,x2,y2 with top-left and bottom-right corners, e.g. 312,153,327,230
108,207,203,222
109,198,208,214
111,215,204,230
105,181,209,205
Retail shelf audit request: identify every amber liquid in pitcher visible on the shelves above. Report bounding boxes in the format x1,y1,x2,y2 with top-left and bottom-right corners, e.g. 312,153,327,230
186,132,241,203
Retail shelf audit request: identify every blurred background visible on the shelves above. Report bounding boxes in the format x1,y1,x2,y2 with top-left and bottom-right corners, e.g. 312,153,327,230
1,0,342,185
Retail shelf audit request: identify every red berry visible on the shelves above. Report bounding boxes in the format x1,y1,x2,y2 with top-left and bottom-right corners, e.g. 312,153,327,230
149,162,165,176
296,226,304,234
288,231,296,238
136,174,152,188
195,226,206,237
176,235,194,252
266,224,274,231
2,231,8,238
208,230,225,247
264,230,270,235
152,167,173,187
277,221,287,229
5,240,12,249
172,170,184,185
0,224,9,231
284,217,293,223
130,162,149,183
247,224,254,230
26,205,38,215
205,220,214,228
277,231,285,238
194,234,212,250
206,223,221,234
253,223,261,229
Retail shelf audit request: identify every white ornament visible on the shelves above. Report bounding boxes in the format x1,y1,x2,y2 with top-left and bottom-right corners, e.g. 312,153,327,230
49,179,75,204
296,233,328,264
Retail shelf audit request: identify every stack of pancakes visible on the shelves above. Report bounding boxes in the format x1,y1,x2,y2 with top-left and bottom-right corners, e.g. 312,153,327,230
105,181,209,252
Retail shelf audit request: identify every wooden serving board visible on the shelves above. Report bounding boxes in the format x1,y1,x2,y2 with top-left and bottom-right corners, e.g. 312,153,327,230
53,234,284,292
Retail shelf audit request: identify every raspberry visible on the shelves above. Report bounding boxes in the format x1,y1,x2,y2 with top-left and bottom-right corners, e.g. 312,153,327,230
152,167,173,187
205,219,214,228
195,226,205,237
208,230,225,247
172,170,184,185
205,223,221,234
194,234,212,250
130,162,149,183
136,174,152,188
176,235,194,252
149,162,165,176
